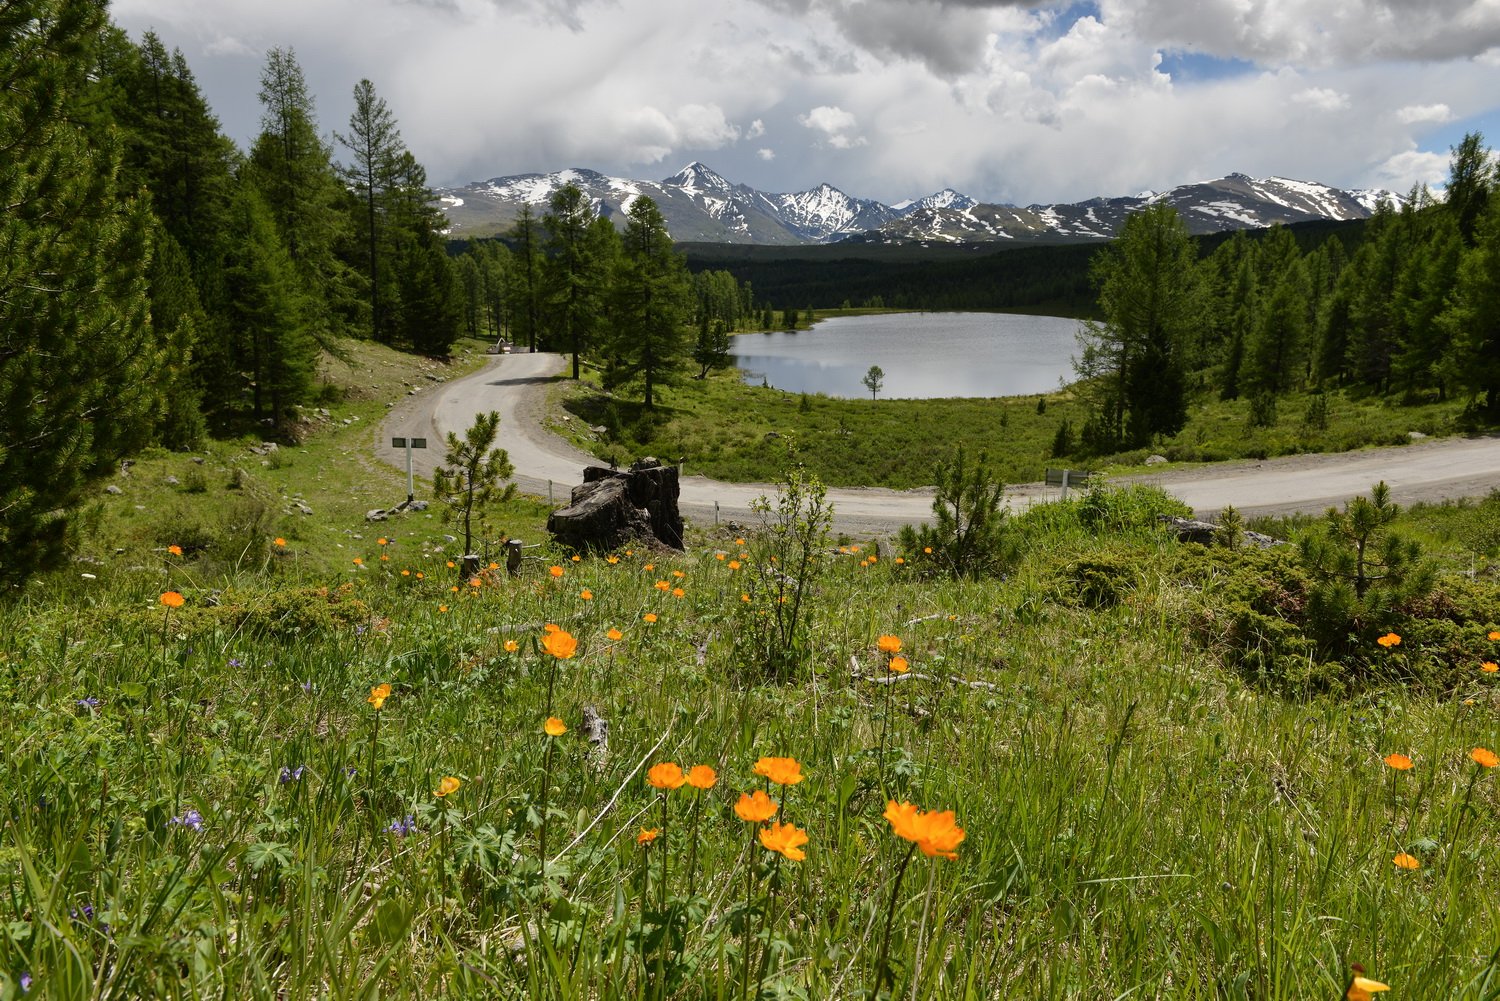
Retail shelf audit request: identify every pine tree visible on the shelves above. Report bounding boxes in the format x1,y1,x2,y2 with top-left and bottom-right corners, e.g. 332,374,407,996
336,79,403,342
1445,131,1493,245
1438,200,1500,414
543,184,602,378
606,197,691,408
0,0,167,580
507,205,543,352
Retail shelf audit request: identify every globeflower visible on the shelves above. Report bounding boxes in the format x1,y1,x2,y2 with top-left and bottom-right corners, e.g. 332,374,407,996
877,635,902,654
434,776,462,797
367,683,391,710
1391,852,1420,870
160,591,185,608
734,789,778,822
544,716,567,737
686,764,717,789
1376,632,1401,648
884,800,966,860
1471,747,1499,768
647,762,687,790
542,629,578,659
1382,753,1413,771
753,756,804,786
758,820,809,861
637,827,660,845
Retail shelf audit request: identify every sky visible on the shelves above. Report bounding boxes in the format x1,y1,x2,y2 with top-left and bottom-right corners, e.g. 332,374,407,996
111,0,1500,206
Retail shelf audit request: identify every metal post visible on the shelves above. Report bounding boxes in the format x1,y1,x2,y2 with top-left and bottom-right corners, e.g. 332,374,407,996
405,440,414,505
548,480,554,505
715,501,719,526
1061,468,1071,501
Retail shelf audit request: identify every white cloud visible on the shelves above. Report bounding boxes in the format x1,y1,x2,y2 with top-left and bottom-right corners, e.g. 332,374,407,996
1396,103,1453,124
757,147,776,160
798,105,867,148
1292,87,1350,112
746,118,766,139
1370,147,1451,191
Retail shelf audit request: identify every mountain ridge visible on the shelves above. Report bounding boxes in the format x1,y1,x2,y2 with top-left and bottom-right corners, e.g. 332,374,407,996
435,162,1398,246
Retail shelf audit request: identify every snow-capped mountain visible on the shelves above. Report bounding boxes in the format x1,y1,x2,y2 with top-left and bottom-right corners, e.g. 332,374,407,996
435,164,1395,245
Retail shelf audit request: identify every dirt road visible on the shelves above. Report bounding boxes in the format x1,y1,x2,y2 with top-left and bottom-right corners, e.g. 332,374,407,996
378,352,1500,534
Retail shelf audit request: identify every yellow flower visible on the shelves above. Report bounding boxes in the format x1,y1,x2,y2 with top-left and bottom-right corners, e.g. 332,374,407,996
438,605,448,613
884,800,966,860
877,635,902,654
504,639,519,652
1471,747,1499,768
607,555,620,564
1376,632,1401,648
544,717,567,737
647,762,687,790
549,565,564,578
671,587,685,598
434,776,462,797
716,552,726,561
160,590,185,609
274,537,286,547
607,628,623,641
637,827,660,845
728,560,741,570
377,537,388,546
1391,852,1419,870
753,756,804,786
1481,661,1498,673
367,683,392,710
542,630,578,659
644,612,658,623
1382,753,1413,771
571,554,582,562
758,820,809,861
655,580,670,591
889,656,909,674
1489,630,1500,641
1346,965,1390,1000
580,589,593,600
735,789,778,822
167,544,183,556
686,764,717,789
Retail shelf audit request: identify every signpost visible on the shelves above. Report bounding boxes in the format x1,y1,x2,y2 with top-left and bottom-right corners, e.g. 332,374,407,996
391,437,427,505
1044,467,1091,500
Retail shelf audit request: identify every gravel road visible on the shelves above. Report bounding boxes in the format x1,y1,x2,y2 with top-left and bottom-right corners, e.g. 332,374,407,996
378,352,1500,534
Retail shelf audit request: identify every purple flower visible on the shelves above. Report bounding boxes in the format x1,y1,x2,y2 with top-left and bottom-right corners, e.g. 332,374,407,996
228,658,242,668
301,680,313,693
279,765,305,784
343,766,357,779
169,809,204,832
75,696,100,709
20,972,31,992
386,815,416,836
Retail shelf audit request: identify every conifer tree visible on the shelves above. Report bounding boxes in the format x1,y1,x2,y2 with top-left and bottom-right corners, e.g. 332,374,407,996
1438,200,1500,414
543,184,603,378
0,0,166,580
336,78,403,342
507,205,543,351
606,197,691,408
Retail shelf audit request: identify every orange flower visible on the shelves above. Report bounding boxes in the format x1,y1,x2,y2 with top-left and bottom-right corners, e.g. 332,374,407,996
735,538,745,545
544,716,567,736
686,764,717,789
1376,632,1401,648
734,789,778,822
637,827,660,844
446,560,456,568
571,554,582,562
580,589,593,600
438,605,448,613
504,639,519,652
606,555,619,564
740,593,750,603
549,565,564,578
671,587,685,598
889,656,909,674
1382,753,1413,771
655,580,670,591
367,682,392,710
728,560,741,570
877,635,902,654
1481,662,1498,673
434,776,462,797
160,590,185,608
353,557,364,566
1490,630,1500,641
1471,747,1499,768
672,569,685,579
469,577,482,588
1347,967,1391,1000
753,756,804,786
923,546,932,554
647,762,687,790
758,820,809,861
544,623,560,633
167,544,183,556
377,537,388,546
274,537,286,547
716,552,726,561
895,556,905,565
401,569,410,577
644,612,658,623
607,628,623,641
884,800,966,860
542,629,578,659
643,563,655,571
1392,852,1420,870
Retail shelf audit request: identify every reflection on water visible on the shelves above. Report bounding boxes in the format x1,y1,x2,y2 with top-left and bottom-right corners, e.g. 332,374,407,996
730,312,1084,399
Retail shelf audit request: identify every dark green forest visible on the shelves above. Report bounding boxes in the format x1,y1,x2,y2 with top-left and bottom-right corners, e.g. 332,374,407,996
4,0,1500,584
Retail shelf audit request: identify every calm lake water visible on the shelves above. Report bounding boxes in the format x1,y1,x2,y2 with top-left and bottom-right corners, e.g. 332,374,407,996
730,312,1084,399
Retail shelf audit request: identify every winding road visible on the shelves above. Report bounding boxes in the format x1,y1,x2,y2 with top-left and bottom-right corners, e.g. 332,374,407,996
377,352,1500,534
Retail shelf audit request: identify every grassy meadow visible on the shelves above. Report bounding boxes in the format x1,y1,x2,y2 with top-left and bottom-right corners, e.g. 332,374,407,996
3,335,1500,999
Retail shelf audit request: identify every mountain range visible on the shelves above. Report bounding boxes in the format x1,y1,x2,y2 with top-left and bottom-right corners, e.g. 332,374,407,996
435,162,1396,246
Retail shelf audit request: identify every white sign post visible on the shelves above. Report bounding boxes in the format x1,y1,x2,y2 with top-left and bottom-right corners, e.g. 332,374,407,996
391,437,427,505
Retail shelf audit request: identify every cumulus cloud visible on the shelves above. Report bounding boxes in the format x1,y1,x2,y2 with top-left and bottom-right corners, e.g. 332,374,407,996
1397,103,1453,124
1292,87,1350,112
798,105,867,148
757,148,776,160
1370,148,1451,191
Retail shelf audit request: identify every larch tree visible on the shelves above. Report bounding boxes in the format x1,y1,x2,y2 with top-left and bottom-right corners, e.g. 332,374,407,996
543,184,603,378
606,196,691,408
336,78,403,343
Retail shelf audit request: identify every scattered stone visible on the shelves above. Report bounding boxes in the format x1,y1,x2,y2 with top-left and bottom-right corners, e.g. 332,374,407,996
366,509,389,521
319,408,331,418
164,475,180,486
1157,515,1285,550
295,502,314,515
191,456,205,464
1144,454,1168,465
408,500,429,512
1407,431,1426,440
590,425,609,435
105,485,123,495
263,443,279,454
547,457,684,551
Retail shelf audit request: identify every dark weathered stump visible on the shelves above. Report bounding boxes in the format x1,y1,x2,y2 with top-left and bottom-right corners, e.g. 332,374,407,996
547,457,685,551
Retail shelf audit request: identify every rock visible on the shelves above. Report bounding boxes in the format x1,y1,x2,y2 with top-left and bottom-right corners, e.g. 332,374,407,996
263,442,279,454
1144,454,1168,465
192,456,204,465
366,509,389,521
105,485,123,495
590,425,609,435
295,502,314,515
1157,515,1285,550
408,500,429,512
1407,431,1426,440
548,457,685,551
164,475,180,486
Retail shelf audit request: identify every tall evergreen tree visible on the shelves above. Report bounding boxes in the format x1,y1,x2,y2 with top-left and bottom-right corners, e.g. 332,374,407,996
0,0,167,580
1438,200,1500,413
606,197,691,408
1074,203,1202,448
543,184,602,378
1446,131,1494,245
335,78,403,342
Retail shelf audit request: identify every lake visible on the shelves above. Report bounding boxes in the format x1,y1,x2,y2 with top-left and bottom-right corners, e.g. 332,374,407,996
730,312,1085,399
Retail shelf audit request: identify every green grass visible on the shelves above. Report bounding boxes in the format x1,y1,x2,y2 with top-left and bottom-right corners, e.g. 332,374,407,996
3,477,1499,998
559,359,1477,490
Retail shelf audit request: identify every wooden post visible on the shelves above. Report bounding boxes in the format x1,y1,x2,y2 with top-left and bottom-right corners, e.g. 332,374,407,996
506,539,524,576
